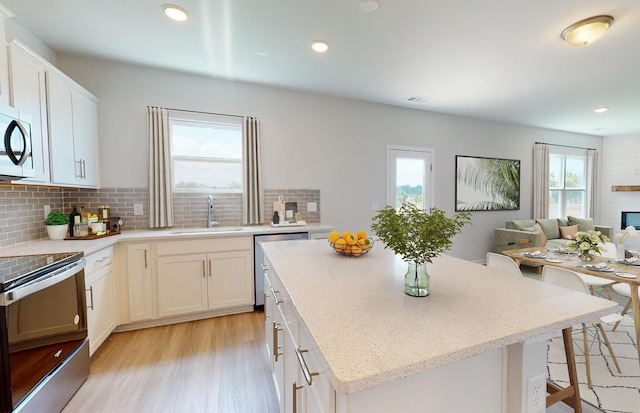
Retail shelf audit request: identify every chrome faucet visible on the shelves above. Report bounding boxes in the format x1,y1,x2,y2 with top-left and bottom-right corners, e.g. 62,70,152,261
207,195,218,227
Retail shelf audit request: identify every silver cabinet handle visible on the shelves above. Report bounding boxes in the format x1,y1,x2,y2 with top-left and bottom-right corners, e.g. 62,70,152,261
292,382,303,413
271,287,283,305
75,160,83,178
87,286,94,310
95,256,110,263
208,259,212,277
296,348,319,385
202,260,206,278
272,321,283,362
144,249,148,268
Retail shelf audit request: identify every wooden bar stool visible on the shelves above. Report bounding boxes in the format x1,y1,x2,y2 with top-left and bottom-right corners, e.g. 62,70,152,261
546,327,582,413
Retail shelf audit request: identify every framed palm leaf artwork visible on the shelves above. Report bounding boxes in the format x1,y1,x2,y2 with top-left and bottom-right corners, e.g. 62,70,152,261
455,155,520,212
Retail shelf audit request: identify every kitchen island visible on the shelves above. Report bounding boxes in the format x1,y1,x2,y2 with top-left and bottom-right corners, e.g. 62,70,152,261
262,240,618,413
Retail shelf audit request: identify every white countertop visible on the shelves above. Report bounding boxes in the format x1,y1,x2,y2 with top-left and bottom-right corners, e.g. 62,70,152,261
0,224,333,257
262,239,618,395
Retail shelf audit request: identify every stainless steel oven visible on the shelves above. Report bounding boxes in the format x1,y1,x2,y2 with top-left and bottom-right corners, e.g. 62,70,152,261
0,252,89,413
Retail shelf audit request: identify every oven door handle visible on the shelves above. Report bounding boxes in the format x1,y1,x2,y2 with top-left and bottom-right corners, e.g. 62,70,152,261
2,259,86,305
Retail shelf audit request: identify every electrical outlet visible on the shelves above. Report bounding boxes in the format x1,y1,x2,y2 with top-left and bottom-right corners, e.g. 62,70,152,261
307,202,317,212
527,374,546,413
44,205,51,219
133,203,143,216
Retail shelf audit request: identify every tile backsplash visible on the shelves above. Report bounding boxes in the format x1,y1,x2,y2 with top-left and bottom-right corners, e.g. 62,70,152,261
0,184,321,247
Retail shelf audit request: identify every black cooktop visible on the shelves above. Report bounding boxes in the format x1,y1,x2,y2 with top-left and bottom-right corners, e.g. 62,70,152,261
0,252,83,292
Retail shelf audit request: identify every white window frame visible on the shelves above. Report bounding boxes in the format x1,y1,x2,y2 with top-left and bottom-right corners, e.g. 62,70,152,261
168,111,243,193
548,148,587,218
386,145,434,210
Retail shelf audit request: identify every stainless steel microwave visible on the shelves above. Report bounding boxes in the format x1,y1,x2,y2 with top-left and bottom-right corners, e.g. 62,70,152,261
0,103,34,181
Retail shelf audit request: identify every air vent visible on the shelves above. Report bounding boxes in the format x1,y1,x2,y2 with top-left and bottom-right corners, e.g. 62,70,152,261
407,96,431,104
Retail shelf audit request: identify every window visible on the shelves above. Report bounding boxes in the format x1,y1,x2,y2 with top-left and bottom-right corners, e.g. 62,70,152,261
387,146,432,210
169,112,243,192
548,151,586,218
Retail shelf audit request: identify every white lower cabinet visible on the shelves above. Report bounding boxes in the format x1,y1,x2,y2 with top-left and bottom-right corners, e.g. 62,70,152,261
264,258,335,413
84,246,117,356
156,237,253,318
126,243,153,322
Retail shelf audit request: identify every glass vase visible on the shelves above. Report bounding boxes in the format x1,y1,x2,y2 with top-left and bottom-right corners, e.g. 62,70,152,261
578,250,593,262
404,262,430,297
617,243,626,259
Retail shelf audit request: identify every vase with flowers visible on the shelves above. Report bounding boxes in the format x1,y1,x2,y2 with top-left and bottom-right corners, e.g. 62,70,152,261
615,225,637,258
370,203,471,297
565,229,610,262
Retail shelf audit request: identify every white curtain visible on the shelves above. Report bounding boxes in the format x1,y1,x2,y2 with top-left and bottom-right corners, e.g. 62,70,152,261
586,149,598,218
533,143,549,219
147,106,174,228
242,117,264,224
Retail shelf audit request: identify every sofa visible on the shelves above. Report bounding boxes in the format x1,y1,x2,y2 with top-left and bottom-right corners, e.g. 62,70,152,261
493,216,613,253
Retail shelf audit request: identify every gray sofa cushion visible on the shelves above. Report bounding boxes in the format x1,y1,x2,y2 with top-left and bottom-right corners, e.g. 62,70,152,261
506,219,536,230
568,216,595,232
535,218,560,240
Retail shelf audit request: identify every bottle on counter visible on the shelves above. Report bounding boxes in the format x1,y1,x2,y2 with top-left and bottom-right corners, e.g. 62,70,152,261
69,206,80,237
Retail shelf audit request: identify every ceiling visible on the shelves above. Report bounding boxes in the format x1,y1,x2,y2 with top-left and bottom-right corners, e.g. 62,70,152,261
2,0,639,137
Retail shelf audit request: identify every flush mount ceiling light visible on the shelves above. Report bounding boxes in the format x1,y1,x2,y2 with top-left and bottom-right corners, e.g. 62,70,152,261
162,4,188,22
361,0,379,12
311,40,330,53
594,106,609,113
561,15,613,46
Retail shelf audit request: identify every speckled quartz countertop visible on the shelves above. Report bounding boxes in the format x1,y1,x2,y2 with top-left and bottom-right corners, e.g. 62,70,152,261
0,224,333,257
262,239,618,395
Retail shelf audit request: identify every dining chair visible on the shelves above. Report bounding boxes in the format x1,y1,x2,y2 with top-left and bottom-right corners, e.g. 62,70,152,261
575,241,618,300
611,282,639,331
485,252,522,277
541,265,623,389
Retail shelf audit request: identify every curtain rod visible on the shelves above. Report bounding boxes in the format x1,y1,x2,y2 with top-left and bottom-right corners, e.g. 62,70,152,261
161,107,247,119
535,142,596,151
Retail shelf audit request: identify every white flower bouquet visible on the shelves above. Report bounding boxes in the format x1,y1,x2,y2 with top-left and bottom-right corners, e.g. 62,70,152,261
565,229,610,256
616,225,638,245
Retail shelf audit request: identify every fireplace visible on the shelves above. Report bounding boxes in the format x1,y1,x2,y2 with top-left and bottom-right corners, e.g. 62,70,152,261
621,211,640,230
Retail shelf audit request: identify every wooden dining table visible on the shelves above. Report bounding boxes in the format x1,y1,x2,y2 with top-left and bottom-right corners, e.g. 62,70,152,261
504,246,640,365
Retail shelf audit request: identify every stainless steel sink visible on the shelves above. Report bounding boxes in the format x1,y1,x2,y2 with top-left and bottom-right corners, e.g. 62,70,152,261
171,227,245,234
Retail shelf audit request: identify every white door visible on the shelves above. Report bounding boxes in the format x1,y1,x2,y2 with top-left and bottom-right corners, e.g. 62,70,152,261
387,146,433,210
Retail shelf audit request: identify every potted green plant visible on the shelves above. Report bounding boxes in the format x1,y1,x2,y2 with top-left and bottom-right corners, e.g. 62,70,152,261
371,204,472,296
44,210,69,240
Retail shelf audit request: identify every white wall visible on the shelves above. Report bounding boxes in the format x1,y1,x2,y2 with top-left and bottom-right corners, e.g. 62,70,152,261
56,54,604,262
602,136,640,249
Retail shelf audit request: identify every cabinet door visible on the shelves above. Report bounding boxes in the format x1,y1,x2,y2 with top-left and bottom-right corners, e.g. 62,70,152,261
264,272,274,362
71,91,98,186
272,304,285,413
126,243,153,322
8,42,50,183
46,70,77,184
207,250,253,309
157,254,208,317
86,265,116,356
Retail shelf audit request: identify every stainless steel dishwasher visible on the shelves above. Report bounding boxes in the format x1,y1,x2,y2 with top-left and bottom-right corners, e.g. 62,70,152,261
254,232,308,308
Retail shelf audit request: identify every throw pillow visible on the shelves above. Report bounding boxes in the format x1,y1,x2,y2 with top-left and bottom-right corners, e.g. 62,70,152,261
523,223,548,246
533,227,547,246
535,218,560,240
559,224,579,240
567,216,595,232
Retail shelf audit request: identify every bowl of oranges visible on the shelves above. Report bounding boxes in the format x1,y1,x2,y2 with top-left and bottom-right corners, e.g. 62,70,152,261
328,230,374,257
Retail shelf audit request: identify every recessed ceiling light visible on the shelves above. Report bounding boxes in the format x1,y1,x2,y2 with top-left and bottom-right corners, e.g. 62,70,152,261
561,15,613,46
594,107,609,113
361,0,379,12
163,4,188,22
311,40,330,53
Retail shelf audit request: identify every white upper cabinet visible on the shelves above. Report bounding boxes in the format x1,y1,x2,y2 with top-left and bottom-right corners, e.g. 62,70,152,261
46,69,99,187
7,40,50,183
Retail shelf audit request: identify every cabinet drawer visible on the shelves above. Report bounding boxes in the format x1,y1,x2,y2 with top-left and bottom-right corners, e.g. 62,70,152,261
85,246,114,274
156,236,252,256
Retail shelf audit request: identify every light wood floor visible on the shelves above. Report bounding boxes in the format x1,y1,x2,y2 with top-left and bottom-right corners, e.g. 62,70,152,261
63,311,278,413
62,309,603,413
